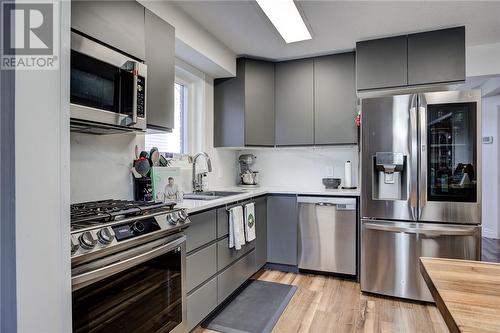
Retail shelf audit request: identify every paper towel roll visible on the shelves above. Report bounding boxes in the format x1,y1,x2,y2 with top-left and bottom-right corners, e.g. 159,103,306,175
344,161,352,188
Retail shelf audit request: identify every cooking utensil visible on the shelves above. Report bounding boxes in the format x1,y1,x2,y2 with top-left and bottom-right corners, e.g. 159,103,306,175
150,148,160,167
131,167,142,179
159,155,170,167
135,158,151,177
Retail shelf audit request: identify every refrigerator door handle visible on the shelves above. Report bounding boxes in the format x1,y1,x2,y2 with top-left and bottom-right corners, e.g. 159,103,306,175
363,222,479,236
409,95,418,220
418,95,428,219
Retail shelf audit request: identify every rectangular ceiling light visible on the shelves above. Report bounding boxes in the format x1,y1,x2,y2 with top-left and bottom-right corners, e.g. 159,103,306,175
256,0,312,44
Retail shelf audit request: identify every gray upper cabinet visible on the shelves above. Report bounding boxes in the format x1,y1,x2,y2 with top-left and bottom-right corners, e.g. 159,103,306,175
275,58,314,146
356,36,408,91
71,1,146,60
245,60,275,146
145,9,175,131
314,53,357,145
407,27,465,86
214,58,275,147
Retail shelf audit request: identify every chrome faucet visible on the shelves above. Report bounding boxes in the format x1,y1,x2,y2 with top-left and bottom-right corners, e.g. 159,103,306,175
192,152,212,192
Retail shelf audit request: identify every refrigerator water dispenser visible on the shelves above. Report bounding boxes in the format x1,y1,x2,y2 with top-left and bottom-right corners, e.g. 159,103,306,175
373,152,406,200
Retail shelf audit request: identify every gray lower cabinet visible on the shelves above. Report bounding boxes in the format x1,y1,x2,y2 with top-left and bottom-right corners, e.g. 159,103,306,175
356,36,408,91
71,1,146,60
187,276,217,331
275,58,314,146
217,207,229,238
407,27,465,86
254,196,268,269
187,243,217,292
267,195,298,266
218,238,255,271
145,9,175,131
314,53,357,145
214,58,275,147
185,209,217,253
217,250,256,303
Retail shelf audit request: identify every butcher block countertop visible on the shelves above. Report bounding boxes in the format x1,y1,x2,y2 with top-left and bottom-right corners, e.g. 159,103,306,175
420,257,500,333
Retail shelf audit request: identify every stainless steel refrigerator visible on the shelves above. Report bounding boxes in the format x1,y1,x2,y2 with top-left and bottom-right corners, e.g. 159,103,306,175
360,90,482,302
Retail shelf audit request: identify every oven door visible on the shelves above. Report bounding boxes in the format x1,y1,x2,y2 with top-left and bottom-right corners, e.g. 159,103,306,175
72,235,186,333
70,31,146,131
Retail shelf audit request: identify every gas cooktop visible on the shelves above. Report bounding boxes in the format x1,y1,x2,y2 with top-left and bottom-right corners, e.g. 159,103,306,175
70,199,177,231
70,199,189,263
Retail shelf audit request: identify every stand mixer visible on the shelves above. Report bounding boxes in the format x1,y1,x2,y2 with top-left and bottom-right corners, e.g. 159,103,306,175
238,154,259,187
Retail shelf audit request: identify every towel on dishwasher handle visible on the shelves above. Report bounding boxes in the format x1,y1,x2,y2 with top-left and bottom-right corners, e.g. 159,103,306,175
229,206,245,250
244,202,256,242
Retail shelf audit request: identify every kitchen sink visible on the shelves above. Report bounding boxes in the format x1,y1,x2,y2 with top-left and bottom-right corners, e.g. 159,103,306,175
183,191,244,201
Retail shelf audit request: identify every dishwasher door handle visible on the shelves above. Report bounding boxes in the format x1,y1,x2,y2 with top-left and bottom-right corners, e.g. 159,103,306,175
315,202,336,207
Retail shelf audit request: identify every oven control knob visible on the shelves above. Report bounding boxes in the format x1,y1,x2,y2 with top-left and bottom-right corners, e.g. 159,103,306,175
79,231,97,250
166,213,178,225
178,210,188,223
132,221,145,233
98,227,115,245
70,237,79,255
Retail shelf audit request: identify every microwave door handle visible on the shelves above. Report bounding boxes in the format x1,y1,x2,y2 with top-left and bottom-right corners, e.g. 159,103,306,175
130,62,138,125
72,236,185,291
122,61,138,125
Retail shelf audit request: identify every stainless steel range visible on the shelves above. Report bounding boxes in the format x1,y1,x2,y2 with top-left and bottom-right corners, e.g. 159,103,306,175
70,199,189,333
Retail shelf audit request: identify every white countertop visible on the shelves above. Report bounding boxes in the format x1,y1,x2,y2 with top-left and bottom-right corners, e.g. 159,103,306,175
178,186,360,214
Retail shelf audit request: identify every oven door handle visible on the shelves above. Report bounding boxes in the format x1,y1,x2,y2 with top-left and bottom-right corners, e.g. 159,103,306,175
72,236,185,291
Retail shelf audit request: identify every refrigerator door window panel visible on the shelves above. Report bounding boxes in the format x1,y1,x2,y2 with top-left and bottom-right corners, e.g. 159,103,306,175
418,91,481,224
361,220,481,302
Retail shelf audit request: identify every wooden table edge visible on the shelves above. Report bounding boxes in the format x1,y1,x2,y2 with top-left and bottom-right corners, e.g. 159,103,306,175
419,257,461,333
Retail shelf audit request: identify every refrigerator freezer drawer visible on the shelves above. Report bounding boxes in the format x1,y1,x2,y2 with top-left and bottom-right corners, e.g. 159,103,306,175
361,220,481,302
298,197,356,275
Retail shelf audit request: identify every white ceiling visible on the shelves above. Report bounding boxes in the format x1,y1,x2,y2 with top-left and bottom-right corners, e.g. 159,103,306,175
172,1,500,61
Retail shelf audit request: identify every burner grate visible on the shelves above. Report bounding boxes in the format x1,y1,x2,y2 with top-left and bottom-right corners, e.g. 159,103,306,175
70,199,176,230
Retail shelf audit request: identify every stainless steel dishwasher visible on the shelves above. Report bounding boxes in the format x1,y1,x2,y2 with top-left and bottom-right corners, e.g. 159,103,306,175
298,197,356,275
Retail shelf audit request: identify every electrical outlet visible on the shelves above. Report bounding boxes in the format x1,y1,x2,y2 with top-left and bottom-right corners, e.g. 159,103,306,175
326,166,334,177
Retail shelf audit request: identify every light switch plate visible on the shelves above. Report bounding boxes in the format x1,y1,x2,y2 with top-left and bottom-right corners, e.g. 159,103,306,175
326,166,334,177
483,136,494,144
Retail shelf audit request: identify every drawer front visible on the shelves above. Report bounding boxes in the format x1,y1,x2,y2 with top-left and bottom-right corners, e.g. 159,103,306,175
186,209,217,252
217,250,256,303
217,207,229,238
187,276,217,331
217,237,255,271
187,243,217,292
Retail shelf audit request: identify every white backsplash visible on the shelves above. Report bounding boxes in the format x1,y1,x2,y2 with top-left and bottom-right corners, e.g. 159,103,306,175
239,146,359,190
70,132,144,203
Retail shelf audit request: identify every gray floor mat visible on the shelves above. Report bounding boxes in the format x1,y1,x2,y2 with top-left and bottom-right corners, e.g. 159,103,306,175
202,280,297,333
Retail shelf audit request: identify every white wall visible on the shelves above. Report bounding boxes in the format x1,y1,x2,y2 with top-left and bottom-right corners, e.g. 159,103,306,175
482,94,500,239
240,146,359,190
14,0,72,332
467,43,500,77
70,133,144,203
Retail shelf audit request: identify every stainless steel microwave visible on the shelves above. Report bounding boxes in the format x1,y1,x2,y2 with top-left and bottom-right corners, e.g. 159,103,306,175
70,31,147,133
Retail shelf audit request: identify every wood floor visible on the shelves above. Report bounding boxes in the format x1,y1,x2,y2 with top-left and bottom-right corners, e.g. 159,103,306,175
194,269,449,333
482,237,500,263
194,238,500,333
